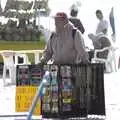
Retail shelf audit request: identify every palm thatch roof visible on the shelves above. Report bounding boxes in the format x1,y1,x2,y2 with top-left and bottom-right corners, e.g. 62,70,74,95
4,0,33,12
3,9,34,19
2,0,50,19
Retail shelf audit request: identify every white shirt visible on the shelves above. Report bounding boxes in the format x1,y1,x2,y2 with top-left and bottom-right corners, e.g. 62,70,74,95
96,19,108,34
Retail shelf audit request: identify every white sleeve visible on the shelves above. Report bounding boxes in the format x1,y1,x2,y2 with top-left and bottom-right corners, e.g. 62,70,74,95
102,20,108,29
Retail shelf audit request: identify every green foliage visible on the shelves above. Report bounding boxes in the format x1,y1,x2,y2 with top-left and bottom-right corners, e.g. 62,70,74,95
0,39,46,63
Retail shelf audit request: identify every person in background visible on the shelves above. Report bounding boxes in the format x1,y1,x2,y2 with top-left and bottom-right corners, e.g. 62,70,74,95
40,12,89,64
95,9,108,35
69,7,85,34
87,10,109,60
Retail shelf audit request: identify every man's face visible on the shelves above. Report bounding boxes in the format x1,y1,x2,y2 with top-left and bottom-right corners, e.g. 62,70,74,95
96,12,103,20
55,17,65,31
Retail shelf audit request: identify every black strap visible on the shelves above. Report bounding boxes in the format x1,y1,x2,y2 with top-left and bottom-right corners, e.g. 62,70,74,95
50,32,54,39
72,28,77,57
72,28,77,40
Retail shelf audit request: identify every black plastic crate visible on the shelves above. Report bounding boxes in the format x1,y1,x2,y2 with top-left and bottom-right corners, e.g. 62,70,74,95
87,63,105,115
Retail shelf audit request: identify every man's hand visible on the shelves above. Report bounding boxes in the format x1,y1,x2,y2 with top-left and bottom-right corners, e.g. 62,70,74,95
88,33,96,41
40,58,46,65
